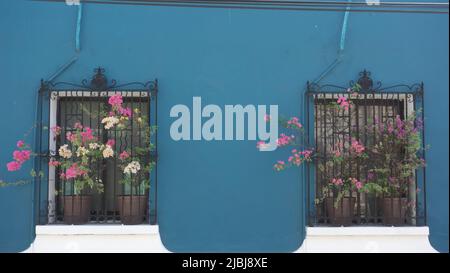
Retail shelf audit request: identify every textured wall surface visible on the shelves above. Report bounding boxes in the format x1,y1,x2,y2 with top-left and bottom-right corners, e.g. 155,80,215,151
0,0,448,252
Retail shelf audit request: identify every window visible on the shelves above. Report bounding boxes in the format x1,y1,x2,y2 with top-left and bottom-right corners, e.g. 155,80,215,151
34,68,158,225
306,71,426,227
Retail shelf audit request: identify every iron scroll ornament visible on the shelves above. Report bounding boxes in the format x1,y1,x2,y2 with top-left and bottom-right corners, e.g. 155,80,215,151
307,69,424,94
39,67,158,96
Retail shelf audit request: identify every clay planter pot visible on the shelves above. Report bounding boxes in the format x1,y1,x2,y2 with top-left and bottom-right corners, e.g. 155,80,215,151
325,197,356,226
62,195,92,225
381,197,408,226
116,195,148,225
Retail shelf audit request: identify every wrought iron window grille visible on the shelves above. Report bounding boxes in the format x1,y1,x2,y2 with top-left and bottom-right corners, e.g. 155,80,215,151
34,67,158,225
305,70,426,227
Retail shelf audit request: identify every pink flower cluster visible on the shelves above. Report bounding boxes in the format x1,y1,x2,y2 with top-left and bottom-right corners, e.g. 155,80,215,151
48,159,61,167
65,163,87,179
108,94,123,108
106,139,115,147
17,140,25,148
349,177,363,190
286,117,302,129
264,114,271,122
350,139,365,155
288,149,313,166
81,127,94,142
7,140,32,172
108,94,132,118
277,134,294,147
66,125,96,144
337,96,350,111
119,151,130,160
274,161,286,171
66,132,78,143
13,150,31,163
331,178,343,186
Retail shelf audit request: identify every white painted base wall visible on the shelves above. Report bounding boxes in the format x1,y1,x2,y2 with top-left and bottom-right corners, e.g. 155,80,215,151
296,227,437,253
23,225,170,253
22,225,437,253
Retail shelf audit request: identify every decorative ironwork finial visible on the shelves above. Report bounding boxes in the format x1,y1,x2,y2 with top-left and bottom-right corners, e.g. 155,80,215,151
357,70,373,91
90,67,107,90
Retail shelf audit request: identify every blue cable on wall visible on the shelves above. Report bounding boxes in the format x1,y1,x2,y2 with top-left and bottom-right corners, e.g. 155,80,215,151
46,3,83,82
313,0,351,83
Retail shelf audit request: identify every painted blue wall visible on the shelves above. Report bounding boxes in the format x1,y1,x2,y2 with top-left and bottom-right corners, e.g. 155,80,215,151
0,0,448,252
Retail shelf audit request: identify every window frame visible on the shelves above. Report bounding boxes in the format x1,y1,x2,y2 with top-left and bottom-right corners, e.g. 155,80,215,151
34,68,158,226
304,70,426,227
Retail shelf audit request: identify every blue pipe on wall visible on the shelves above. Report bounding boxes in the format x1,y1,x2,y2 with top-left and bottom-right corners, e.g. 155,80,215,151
313,0,351,83
46,3,83,82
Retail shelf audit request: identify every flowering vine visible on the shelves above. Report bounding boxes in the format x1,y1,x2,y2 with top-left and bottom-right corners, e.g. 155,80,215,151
2,93,156,196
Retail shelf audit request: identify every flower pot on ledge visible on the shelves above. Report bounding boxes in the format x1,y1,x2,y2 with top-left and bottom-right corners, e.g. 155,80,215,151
116,195,148,225
381,197,408,226
325,197,356,226
62,195,92,225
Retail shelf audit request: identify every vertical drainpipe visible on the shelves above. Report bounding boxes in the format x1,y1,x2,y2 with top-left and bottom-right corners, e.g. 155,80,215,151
30,3,83,248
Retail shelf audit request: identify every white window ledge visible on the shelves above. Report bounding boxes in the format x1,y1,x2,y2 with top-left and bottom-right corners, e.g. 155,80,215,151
24,225,169,253
35,224,159,235
296,226,438,253
306,226,430,236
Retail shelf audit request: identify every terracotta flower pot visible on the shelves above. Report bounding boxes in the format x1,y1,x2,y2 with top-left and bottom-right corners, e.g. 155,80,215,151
325,197,356,226
116,195,148,225
63,195,92,225
381,197,408,226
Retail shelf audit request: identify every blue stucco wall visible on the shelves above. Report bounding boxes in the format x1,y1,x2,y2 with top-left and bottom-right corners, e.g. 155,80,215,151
0,0,448,252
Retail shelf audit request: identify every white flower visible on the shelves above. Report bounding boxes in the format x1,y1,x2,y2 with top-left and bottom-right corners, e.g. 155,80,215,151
101,116,119,130
102,145,114,158
124,161,141,174
89,143,100,150
76,146,89,157
58,144,72,159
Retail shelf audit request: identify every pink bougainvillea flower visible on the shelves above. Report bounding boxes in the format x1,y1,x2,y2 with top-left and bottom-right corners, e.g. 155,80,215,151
80,127,94,142
73,122,83,130
287,117,302,129
48,160,61,167
274,161,286,171
355,181,363,190
264,114,271,122
337,96,350,111
16,140,25,148
333,149,341,157
119,151,130,160
13,150,31,163
119,107,132,118
277,134,294,147
350,139,365,154
302,150,313,159
7,161,22,171
65,163,86,179
331,178,343,186
66,132,78,143
108,94,123,108
106,139,115,147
